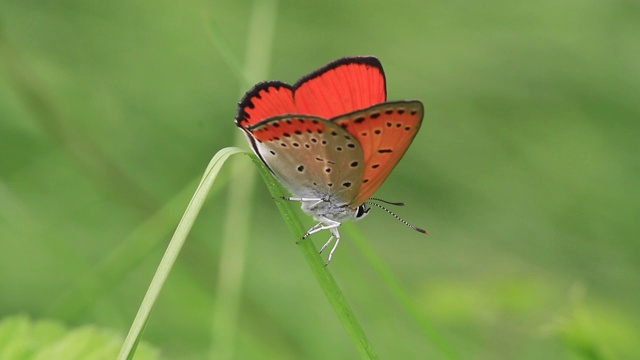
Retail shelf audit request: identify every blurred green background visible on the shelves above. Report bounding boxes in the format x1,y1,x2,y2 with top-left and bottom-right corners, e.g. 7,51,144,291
1,0,638,359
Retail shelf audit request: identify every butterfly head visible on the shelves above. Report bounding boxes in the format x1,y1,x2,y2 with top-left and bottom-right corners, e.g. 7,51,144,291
355,203,371,220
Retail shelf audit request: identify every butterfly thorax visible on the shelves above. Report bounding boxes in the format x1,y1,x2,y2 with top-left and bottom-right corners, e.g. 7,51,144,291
300,198,369,224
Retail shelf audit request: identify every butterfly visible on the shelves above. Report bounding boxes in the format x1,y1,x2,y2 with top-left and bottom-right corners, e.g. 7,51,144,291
235,56,425,264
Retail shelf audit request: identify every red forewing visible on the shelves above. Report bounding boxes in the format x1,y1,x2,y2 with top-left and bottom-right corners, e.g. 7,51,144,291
295,57,386,119
236,82,296,129
236,56,386,129
331,100,424,205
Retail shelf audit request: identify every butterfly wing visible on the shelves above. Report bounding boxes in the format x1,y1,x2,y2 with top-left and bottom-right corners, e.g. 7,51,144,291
247,115,365,205
236,81,296,128
294,57,386,118
235,57,419,206
236,56,386,129
332,100,424,205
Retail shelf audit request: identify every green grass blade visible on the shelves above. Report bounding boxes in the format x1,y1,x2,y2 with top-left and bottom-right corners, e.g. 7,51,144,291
117,147,245,360
344,224,461,359
248,154,380,360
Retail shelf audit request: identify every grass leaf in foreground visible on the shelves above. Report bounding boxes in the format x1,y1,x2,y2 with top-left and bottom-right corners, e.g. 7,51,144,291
117,147,245,360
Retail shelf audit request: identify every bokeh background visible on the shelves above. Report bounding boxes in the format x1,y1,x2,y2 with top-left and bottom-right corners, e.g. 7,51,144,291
1,0,638,359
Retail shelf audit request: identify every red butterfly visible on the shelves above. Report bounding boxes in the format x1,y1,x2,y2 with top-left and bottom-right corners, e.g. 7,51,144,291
236,56,425,264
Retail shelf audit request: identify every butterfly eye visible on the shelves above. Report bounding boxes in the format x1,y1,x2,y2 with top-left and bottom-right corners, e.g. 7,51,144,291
355,204,370,219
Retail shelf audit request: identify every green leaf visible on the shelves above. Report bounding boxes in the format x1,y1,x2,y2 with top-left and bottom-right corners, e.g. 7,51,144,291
0,315,160,360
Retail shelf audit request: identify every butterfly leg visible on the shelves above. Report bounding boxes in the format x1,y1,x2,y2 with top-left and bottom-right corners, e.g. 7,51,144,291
301,219,340,239
283,196,323,202
282,196,324,208
302,219,340,266
325,227,342,265
301,219,342,265
318,235,334,254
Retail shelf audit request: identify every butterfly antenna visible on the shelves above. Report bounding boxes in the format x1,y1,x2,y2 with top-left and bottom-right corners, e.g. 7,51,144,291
365,201,428,234
368,197,405,206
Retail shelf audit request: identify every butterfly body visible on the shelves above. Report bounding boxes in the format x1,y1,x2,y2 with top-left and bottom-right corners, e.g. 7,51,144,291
236,56,424,263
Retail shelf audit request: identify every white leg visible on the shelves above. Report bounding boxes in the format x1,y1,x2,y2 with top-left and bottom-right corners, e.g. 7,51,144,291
318,235,334,254
283,196,323,202
297,219,343,265
283,196,325,208
325,227,341,265
301,223,323,239
301,220,340,239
